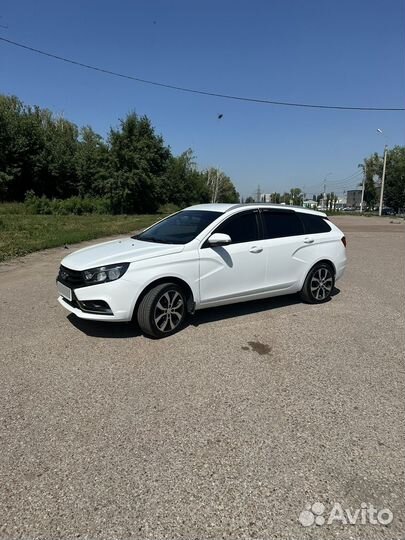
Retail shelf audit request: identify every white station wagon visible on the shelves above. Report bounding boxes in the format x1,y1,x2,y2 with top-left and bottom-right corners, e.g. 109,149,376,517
57,203,347,338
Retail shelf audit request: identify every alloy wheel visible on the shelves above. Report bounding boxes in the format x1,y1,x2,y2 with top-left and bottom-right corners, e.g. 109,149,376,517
153,290,185,333
310,267,333,301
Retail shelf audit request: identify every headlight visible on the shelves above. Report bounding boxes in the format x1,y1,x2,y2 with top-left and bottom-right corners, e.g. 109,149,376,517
83,263,130,284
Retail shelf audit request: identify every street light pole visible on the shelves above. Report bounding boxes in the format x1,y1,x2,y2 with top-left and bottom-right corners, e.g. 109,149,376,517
360,163,366,213
379,145,388,216
323,173,332,210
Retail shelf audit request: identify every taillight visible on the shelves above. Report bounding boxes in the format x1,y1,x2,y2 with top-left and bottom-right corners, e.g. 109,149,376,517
341,236,347,247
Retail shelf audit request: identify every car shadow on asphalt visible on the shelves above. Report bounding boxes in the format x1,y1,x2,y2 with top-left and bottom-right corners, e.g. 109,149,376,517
189,287,340,327
67,314,142,338
67,288,340,339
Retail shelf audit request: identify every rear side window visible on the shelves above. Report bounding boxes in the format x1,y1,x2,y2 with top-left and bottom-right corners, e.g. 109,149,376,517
299,213,331,234
261,210,304,239
214,211,259,244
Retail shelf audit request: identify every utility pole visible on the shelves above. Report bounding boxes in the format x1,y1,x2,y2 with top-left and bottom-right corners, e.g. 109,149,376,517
360,163,366,213
378,145,388,216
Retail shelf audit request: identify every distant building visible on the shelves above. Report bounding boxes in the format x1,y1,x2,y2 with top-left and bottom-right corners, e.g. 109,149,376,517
303,200,318,209
346,189,362,208
334,197,347,210
261,194,273,202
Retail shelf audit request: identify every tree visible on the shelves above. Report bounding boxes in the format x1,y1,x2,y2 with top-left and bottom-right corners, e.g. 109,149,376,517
289,187,302,205
0,96,46,200
206,167,226,203
108,113,171,213
164,149,209,207
272,192,281,203
0,94,238,212
0,170,13,200
76,126,109,197
35,114,79,198
206,167,239,203
0,96,80,200
282,192,291,204
358,156,379,209
384,146,405,211
360,147,405,210
245,196,255,203
0,95,21,200
328,192,338,211
217,175,239,203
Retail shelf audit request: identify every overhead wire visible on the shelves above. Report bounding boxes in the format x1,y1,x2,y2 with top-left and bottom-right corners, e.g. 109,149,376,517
1,36,405,112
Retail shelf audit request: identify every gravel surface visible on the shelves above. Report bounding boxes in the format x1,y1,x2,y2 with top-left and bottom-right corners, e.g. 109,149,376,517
0,215,404,539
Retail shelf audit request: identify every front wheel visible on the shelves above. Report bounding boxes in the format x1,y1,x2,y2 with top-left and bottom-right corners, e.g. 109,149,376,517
137,283,187,338
300,263,335,304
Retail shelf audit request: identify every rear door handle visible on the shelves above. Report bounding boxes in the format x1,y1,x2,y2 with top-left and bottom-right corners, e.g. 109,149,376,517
303,237,315,244
249,246,263,253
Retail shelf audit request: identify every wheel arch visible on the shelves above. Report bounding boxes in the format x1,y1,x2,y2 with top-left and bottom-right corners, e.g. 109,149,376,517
299,259,336,304
299,258,336,290
315,259,336,275
132,277,195,320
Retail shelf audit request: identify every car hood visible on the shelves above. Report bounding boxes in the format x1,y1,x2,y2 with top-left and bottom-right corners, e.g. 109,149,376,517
61,237,185,271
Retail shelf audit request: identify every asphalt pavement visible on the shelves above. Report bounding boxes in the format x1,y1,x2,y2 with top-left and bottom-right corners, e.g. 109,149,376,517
0,215,404,539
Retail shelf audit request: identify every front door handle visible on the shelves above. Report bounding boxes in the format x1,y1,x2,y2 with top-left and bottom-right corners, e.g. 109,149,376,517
303,237,315,244
249,246,263,253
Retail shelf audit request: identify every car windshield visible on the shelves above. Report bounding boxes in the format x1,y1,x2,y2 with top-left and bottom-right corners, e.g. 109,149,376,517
134,210,222,245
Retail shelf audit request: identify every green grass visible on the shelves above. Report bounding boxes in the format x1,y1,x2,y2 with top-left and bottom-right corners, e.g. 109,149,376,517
0,213,163,262
0,202,29,215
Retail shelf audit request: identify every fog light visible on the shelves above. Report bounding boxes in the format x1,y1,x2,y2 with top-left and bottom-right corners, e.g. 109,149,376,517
80,300,112,314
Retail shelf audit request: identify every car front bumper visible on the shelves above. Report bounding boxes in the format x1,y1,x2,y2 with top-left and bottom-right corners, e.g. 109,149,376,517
57,278,141,322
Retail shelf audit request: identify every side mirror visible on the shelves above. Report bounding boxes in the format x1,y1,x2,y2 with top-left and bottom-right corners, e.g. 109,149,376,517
208,233,231,246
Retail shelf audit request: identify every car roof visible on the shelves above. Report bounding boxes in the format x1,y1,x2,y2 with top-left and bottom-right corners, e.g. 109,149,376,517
184,203,236,213
184,202,327,217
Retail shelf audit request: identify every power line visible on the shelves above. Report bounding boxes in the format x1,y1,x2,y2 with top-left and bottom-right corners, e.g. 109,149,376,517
1,36,405,112
267,171,363,197
303,170,363,192
323,176,363,189
330,170,363,183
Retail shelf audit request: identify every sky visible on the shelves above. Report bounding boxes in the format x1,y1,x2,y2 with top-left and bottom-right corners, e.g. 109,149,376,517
1,0,404,199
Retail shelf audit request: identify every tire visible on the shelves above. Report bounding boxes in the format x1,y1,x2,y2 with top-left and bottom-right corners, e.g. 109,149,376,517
300,262,335,304
137,283,187,338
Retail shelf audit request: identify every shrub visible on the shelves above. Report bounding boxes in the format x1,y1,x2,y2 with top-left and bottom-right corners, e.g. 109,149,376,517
24,192,52,215
23,193,112,215
157,203,181,215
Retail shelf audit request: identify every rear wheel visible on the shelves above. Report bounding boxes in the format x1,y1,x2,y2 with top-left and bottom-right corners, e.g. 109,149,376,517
137,283,187,338
300,263,335,304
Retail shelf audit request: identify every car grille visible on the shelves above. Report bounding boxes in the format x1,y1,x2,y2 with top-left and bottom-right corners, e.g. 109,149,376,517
58,265,86,288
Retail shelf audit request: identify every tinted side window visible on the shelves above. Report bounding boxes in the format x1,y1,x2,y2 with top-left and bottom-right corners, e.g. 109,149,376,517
299,213,331,234
215,211,259,244
261,211,304,239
